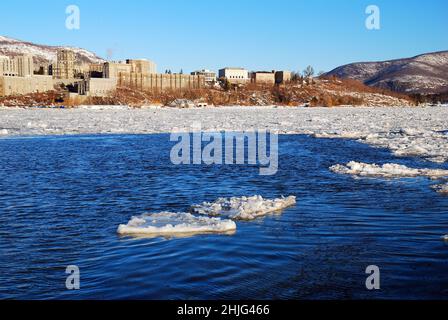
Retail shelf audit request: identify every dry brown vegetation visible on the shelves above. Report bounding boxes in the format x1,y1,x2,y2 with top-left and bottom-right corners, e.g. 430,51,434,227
0,76,416,108
0,91,64,107
322,76,415,102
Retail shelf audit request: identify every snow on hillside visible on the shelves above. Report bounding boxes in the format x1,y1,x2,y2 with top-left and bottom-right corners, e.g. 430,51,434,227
0,35,105,65
325,51,448,94
414,52,448,66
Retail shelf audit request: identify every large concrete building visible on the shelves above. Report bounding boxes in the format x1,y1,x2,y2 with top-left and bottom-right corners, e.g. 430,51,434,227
71,58,203,96
0,54,54,97
0,75,54,96
89,63,104,78
103,61,132,79
117,73,204,91
54,49,76,79
126,59,157,75
102,59,203,92
218,67,249,84
1,49,204,98
16,55,34,77
0,54,34,77
104,59,156,79
251,71,276,85
75,78,118,97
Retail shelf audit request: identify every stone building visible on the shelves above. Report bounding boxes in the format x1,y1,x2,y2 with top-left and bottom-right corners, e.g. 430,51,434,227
0,54,34,77
117,73,204,92
103,59,156,79
126,59,157,75
89,63,105,78
0,75,54,96
251,71,276,85
0,55,18,76
75,78,118,97
0,56,7,74
102,59,203,92
54,49,76,79
0,54,55,96
103,61,132,79
16,55,34,77
191,69,216,84
275,71,292,84
218,67,249,84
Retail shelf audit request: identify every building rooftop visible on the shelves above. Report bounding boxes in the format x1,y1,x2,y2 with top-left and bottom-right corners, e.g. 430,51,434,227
193,69,215,73
220,67,247,70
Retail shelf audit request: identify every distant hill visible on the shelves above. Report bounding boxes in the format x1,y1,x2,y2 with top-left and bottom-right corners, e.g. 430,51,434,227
0,35,105,66
325,51,448,94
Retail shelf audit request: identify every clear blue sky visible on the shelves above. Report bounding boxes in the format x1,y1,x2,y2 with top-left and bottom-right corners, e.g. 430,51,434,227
0,0,447,73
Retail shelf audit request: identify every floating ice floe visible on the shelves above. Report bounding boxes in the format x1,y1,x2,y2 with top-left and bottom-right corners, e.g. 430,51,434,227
191,195,297,220
330,161,448,178
313,128,448,164
363,129,448,163
432,183,448,194
313,131,368,139
117,212,236,237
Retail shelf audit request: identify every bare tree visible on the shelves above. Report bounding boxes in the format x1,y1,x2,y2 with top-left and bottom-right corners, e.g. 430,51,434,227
303,65,315,78
291,71,304,83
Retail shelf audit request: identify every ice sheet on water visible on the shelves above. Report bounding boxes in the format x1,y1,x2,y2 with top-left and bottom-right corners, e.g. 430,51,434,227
313,127,448,164
191,195,297,220
313,131,368,139
117,212,236,237
330,161,448,178
363,128,448,163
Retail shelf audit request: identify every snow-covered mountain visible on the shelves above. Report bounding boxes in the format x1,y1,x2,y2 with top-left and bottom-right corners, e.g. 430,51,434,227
0,35,105,65
325,51,448,94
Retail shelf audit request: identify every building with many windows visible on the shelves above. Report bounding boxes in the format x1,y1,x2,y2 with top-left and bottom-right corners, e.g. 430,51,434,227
218,67,249,84
54,49,76,79
191,69,216,84
0,54,55,96
0,54,34,77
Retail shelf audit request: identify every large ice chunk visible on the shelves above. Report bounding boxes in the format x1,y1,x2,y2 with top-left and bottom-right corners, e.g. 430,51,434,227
191,195,297,220
117,212,236,237
363,129,448,164
432,183,448,194
330,161,448,178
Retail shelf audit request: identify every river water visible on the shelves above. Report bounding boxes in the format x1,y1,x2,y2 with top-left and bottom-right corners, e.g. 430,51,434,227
0,134,447,299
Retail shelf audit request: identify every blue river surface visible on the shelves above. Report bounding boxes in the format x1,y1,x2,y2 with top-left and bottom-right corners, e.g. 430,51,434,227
0,133,447,300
